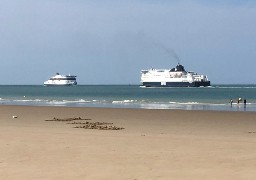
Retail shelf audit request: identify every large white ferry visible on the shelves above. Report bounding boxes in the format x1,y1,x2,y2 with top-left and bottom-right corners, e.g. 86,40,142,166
44,73,77,86
141,64,210,87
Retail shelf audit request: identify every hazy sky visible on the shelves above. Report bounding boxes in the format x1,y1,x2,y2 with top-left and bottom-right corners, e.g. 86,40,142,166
0,0,255,85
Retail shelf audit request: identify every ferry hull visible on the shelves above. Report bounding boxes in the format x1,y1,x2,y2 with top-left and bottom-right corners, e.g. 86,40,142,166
141,81,210,87
44,84,77,86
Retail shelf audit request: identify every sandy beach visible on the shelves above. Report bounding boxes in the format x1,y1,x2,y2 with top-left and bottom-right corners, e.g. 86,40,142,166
0,105,256,179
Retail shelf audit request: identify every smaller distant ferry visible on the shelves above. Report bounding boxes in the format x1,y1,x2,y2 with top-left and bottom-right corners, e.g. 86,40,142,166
44,73,77,86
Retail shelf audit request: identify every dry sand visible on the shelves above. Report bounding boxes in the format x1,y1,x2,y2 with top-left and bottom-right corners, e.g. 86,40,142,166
0,105,256,180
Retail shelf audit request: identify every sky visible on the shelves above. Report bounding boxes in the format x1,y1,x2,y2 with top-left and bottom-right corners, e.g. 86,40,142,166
0,0,256,85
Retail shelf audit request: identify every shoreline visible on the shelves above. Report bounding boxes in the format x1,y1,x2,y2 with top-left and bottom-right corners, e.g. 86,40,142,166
0,102,253,112
0,103,253,111
1,105,256,179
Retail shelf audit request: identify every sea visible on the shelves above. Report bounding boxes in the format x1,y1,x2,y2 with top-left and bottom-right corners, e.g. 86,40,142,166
0,85,256,112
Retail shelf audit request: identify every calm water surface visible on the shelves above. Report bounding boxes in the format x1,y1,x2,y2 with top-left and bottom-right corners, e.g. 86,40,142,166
0,85,256,112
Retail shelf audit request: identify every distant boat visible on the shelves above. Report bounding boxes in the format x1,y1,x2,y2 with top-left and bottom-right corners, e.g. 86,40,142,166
44,73,77,86
140,64,210,87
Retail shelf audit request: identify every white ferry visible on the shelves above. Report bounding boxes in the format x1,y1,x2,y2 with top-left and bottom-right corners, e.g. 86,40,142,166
141,64,210,87
44,73,77,86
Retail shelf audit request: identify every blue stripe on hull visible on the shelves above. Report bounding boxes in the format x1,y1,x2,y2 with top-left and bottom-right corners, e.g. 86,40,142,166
142,81,210,87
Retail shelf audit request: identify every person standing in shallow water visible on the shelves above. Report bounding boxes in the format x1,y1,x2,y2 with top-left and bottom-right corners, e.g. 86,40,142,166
230,99,233,107
244,99,247,107
237,98,242,104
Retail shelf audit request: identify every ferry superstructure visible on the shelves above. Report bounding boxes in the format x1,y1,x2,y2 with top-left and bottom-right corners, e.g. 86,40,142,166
141,64,210,87
44,73,77,86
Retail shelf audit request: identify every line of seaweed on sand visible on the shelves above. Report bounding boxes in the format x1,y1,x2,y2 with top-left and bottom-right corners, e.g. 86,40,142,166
45,117,91,122
45,117,124,130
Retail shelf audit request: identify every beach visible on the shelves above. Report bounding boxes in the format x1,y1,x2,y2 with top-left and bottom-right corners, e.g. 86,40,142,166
0,105,256,179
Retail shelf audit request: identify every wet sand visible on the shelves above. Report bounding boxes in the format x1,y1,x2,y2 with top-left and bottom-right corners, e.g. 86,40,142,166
0,105,256,179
